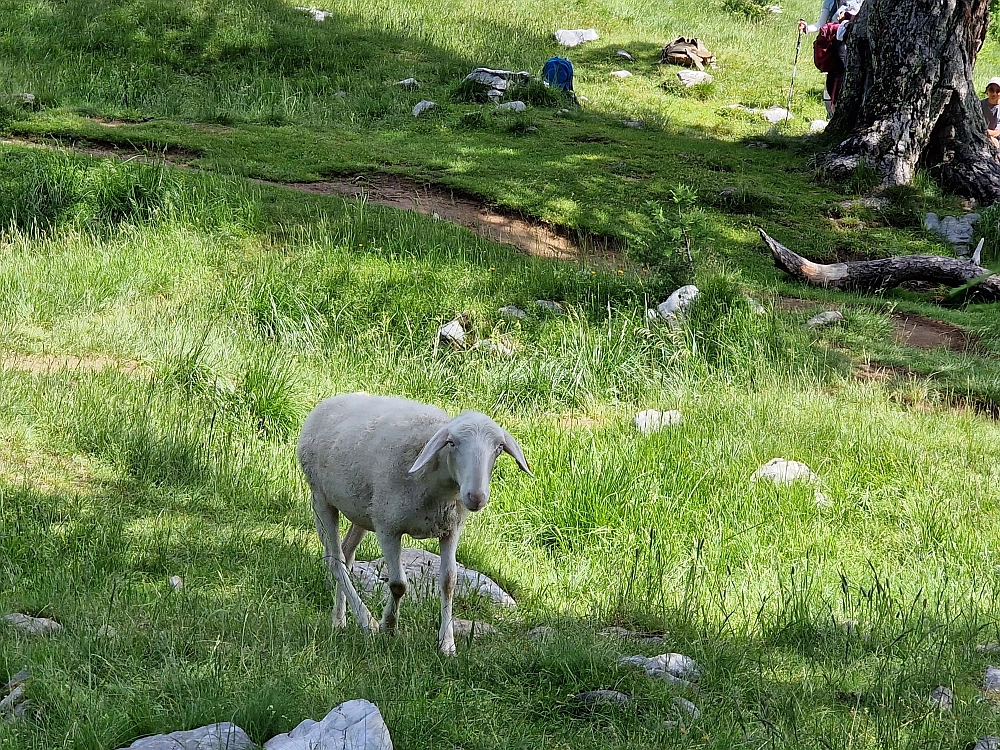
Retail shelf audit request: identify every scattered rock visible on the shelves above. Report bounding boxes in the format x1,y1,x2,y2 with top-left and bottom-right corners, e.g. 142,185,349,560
599,626,665,644
168,575,184,592
351,548,516,606
752,458,829,506
117,723,253,750
494,100,527,113
473,339,514,356
648,285,700,327
720,187,739,197
610,70,633,78
396,78,419,89
621,119,644,128
978,643,1000,655
985,666,1000,694
572,690,632,706
527,626,558,641
768,4,783,12
925,212,980,255
745,294,767,315
499,305,527,319
746,141,769,149
616,50,634,61
97,624,118,638
294,6,331,21
633,409,683,434
463,68,530,103
804,310,845,329
974,738,1000,750
760,106,792,123
554,29,600,47
3,613,62,636
412,100,437,117
263,700,393,750
810,119,828,132
452,619,498,639
535,299,564,313
839,196,889,210
672,696,701,719
619,653,701,687
1,669,29,723
555,109,571,116
677,70,713,87
929,685,954,711
437,315,470,347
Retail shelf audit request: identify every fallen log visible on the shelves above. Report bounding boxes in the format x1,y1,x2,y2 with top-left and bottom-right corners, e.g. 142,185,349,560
759,229,1000,302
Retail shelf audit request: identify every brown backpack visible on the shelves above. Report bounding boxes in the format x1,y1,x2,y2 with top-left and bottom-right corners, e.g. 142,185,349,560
660,37,716,71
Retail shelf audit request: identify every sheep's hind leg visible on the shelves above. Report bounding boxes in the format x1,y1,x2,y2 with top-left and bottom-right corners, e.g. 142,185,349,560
335,522,367,629
437,532,459,656
312,495,379,635
376,531,406,634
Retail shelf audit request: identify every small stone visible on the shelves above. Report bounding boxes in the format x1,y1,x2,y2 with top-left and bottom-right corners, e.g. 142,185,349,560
168,575,184,592
264,701,392,750
974,738,1000,750
494,100,526,113
431,212,441,220
0,684,26,718
412,100,437,117
746,141,769,149
677,70,713,87
633,409,682,434
499,305,527,319
619,653,702,684
753,458,818,485
473,339,514,356
535,299,564,313
745,295,767,315
555,109,571,116
294,6,331,21
672,696,700,719
978,643,1000,654
768,4,782,12
929,685,954,711
452,619,498,639
810,119,828,132
651,285,700,326
1,670,29,694
610,70,632,78
621,119,644,128
572,690,632,706
805,310,845,328
527,626,557,641
97,624,117,638
554,29,600,48
118,723,253,750
616,50,634,61
334,90,347,98
985,666,1000,693
3,613,62,636
760,106,792,123
396,78,419,89
720,187,739,197
438,317,468,347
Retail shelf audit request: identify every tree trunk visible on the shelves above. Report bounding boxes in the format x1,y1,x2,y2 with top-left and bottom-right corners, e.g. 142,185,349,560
759,229,1000,301
824,0,1000,204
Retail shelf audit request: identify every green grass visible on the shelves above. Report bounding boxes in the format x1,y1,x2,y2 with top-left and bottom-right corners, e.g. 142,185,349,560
1,1,1000,748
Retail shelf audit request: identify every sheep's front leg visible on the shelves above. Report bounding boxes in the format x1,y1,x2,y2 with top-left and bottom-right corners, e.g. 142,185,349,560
376,531,406,633
437,532,459,656
312,495,379,635
334,522,367,628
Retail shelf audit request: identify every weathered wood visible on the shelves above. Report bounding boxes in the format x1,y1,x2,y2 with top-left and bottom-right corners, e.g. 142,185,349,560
759,229,1000,301
825,0,1000,205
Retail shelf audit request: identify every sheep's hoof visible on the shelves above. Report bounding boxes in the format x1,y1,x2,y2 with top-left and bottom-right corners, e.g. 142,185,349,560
439,640,457,657
362,619,381,636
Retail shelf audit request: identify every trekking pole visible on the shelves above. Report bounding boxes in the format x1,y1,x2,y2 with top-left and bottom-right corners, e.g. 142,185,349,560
785,23,804,125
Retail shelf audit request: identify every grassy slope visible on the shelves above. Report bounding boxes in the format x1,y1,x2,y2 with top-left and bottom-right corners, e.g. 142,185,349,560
1,1,1000,749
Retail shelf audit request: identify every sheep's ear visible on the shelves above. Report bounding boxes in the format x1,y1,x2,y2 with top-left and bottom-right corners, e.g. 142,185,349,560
502,430,534,477
408,426,452,474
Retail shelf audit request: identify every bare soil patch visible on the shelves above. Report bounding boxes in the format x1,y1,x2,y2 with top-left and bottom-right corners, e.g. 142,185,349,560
267,174,624,266
2,353,144,375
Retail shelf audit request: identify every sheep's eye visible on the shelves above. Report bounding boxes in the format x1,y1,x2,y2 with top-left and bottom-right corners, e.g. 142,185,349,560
445,439,455,447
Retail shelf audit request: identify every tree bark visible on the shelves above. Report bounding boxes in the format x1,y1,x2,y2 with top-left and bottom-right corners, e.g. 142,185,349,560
824,0,1000,204
759,229,1000,301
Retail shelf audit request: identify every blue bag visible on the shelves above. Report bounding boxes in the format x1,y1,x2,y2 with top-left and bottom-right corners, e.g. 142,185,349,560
542,57,574,92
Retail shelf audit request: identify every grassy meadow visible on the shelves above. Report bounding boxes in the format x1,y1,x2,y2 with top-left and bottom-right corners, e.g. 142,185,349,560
1,1,1000,749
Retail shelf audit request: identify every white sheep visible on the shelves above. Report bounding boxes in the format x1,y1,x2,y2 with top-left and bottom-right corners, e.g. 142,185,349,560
297,393,532,655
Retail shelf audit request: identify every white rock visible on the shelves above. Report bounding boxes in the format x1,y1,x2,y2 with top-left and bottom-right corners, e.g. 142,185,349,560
168,575,184,592
985,666,1000,693
118,723,253,750
809,119,828,132
554,29,599,47
610,70,632,78
294,6,331,21
753,458,818,485
745,295,767,315
633,409,682,434
573,690,632,705
412,100,436,117
760,106,792,123
527,626,558,641
978,643,1000,654
652,285,700,326
395,78,419,89
974,739,1000,750
768,4,783,12
473,339,514,356
619,653,702,684
437,319,466,346
677,70,712,87
3,614,62,636
929,685,954,711
452,619,498,639
621,120,644,128
535,299,564,313
494,100,527,113
746,141,769,149
804,310,844,328
555,109,571,116
264,700,392,750
351,548,515,606
616,50,634,61
672,696,701,719
97,624,117,638
499,305,527,319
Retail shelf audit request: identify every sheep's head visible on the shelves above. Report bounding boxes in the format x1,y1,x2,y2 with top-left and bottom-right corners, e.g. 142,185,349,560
408,411,532,511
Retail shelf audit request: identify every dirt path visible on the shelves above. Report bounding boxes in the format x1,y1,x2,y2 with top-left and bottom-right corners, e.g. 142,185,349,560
2,134,623,266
